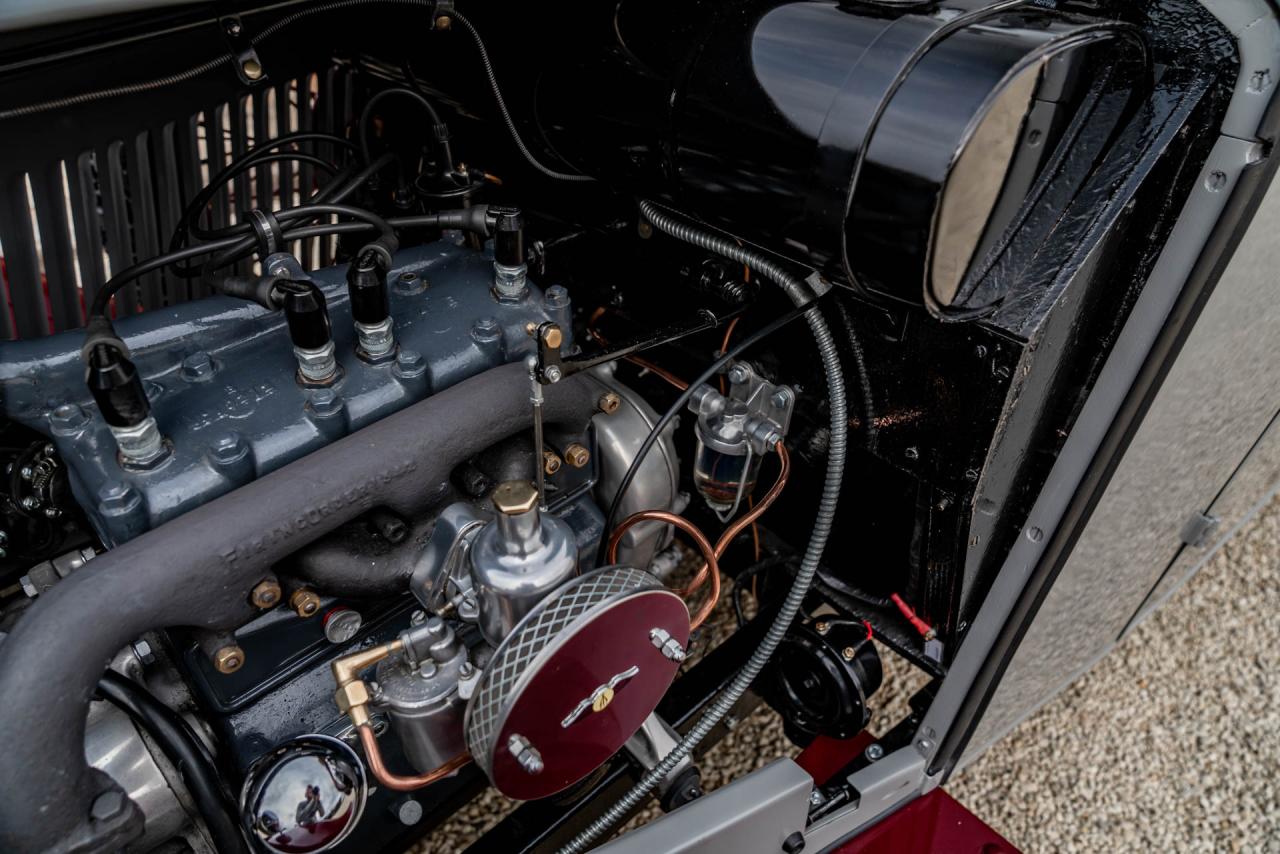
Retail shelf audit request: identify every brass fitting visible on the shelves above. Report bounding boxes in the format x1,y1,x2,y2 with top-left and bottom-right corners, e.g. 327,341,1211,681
241,59,264,81
597,391,622,415
564,443,591,468
542,450,562,475
214,645,245,674
250,578,282,609
493,480,539,515
541,324,564,350
331,639,403,729
290,588,322,618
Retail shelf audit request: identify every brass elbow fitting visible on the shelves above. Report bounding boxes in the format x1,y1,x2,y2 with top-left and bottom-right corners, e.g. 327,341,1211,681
330,638,403,728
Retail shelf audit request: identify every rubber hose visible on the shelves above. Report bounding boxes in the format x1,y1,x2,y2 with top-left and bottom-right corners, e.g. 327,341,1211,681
559,202,849,852
97,671,249,854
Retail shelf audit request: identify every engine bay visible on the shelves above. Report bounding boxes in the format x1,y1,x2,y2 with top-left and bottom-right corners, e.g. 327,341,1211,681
0,0,1246,851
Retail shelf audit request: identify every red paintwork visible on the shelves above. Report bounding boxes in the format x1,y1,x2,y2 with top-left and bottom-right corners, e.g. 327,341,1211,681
797,731,1019,852
795,732,877,785
490,588,689,800
833,788,1021,854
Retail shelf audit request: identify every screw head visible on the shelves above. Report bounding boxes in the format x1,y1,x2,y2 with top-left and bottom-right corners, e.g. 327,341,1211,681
19,466,32,480
241,58,264,80
324,607,364,644
90,790,126,822
20,496,38,510
864,743,885,761
250,579,282,609
841,646,857,661
394,798,423,826
43,507,60,519
434,13,452,29
213,645,245,674
814,621,830,634
290,588,322,618
564,443,590,468
597,391,622,414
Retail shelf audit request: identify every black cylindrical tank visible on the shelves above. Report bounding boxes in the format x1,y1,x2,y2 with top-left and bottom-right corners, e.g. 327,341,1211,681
534,0,1146,316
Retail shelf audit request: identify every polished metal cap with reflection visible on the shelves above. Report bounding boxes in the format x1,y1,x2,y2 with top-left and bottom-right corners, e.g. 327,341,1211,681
240,734,367,853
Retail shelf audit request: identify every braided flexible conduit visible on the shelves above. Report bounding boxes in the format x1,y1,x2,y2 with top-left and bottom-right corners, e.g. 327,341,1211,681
559,201,849,852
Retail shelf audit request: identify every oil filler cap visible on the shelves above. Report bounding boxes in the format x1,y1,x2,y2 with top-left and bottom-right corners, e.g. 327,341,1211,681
463,566,690,800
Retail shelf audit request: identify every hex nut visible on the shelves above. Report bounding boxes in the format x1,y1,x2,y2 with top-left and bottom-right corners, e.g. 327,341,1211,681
251,579,282,609
492,481,538,515
214,645,245,674
597,391,622,415
543,450,563,476
335,679,371,714
842,646,857,661
290,588,322,618
564,443,591,468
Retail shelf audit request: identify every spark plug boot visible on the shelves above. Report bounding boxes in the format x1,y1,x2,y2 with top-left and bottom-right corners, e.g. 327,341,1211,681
278,279,338,384
492,207,527,301
85,343,167,465
347,248,396,361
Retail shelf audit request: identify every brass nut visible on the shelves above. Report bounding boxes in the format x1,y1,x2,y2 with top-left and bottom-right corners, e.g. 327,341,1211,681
597,391,622,415
493,480,538,515
564,443,590,468
815,621,830,635
250,579,282,609
214,645,245,674
434,14,451,29
541,325,564,350
543,450,562,476
842,646,856,661
334,679,371,714
290,588,322,618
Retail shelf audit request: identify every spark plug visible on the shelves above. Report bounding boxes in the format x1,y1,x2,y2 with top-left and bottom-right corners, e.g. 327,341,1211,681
492,207,527,301
278,280,338,384
85,343,167,466
347,248,396,361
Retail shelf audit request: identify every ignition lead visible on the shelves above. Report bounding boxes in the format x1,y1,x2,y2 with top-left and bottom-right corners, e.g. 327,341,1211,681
85,343,168,466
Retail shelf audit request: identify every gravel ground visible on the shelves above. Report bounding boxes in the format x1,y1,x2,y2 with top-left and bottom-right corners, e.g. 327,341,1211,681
417,494,1278,852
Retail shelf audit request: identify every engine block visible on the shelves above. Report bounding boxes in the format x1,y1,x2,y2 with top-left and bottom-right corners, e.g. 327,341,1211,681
0,241,572,546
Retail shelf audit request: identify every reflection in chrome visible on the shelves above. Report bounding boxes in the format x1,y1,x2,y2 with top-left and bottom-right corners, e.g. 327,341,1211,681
240,734,367,853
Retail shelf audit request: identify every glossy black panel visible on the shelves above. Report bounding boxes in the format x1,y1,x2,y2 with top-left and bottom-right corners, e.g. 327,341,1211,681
537,1,1147,313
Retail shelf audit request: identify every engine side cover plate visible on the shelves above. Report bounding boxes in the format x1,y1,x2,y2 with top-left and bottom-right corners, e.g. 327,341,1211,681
464,566,689,800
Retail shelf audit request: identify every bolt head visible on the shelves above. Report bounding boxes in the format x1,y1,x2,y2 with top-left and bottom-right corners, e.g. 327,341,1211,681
471,316,501,342
395,348,427,378
814,621,830,635
20,496,38,510
543,285,570,309
132,640,156,666
434,13,451,29
180,351,216,381
727,364,750,385
19,466,32,480
809,791,823,805
210,432,249,466
50,403,89,434
43,507,60,519
541,325,564,350
309,388,344,417
771,388,792,408
19,576,37,598
90,790,126,822
214,645,245,674
242,58,264,80
250,579,282,609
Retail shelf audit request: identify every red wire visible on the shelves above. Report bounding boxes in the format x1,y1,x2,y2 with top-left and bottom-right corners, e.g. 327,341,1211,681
890,592,934,639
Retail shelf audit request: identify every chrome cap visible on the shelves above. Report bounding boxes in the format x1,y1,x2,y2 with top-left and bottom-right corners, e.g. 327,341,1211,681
240,735,367,852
